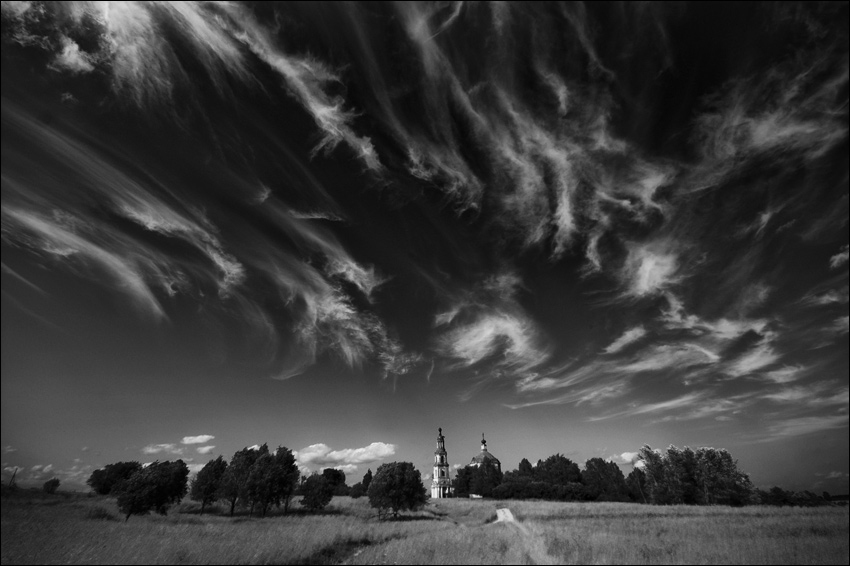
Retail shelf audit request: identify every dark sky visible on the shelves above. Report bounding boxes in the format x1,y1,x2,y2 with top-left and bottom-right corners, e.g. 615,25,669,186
1,1,848,494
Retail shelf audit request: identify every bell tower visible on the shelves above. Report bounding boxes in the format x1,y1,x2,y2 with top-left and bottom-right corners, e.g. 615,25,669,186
431,427,451,498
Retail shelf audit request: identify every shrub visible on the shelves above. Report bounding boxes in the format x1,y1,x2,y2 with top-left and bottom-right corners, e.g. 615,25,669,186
42,478,60,494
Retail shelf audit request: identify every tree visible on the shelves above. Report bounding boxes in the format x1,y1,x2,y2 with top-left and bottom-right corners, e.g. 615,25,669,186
87,461,142,495
322,468,349,496
362,468,373,491
452,466,473,498
246,453,276,516
116,460,189,521
190,456,227,514
517,458,534,478
626,467,648,503
300,475,334,512
270,446,300,514
349,482,365,498
582,458,628,501
218,445,267,516
470,459,503,497
536,454,581,486
42,478,60,494
367,462,427,519
637,444,755,506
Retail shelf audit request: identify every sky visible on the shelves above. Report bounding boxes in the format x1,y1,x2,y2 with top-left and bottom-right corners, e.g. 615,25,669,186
1,1,848,495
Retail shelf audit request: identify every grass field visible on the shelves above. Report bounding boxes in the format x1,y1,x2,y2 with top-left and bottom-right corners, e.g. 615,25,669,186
2,489,847,564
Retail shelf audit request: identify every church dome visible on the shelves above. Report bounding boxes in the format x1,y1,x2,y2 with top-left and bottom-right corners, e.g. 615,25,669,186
469,434,501,469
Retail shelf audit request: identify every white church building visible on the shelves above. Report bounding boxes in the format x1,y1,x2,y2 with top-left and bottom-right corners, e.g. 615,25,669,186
431,427,451,498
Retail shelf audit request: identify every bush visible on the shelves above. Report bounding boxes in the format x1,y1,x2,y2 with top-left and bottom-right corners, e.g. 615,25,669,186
42,478,60,494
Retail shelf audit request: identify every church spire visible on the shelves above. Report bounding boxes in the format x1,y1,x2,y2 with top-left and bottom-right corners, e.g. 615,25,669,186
431,427,450,498
481,432,487,451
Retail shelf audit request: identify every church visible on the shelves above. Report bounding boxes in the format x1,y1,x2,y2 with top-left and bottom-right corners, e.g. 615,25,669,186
431,428,501,499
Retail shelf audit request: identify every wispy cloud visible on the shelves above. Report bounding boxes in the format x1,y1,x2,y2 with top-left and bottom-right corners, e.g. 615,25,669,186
142,443,184,456
763,414,849,439
829,245,848,269
603,326,647,354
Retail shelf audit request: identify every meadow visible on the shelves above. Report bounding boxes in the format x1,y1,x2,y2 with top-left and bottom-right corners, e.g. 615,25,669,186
1,489,847,565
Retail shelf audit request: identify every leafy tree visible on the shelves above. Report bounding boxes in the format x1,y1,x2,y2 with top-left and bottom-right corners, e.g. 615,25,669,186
246,453,276,516
190,456,227,514
452,465,473,498
300,474,333,512
517,458,534,478
626,467,648,503
42,477,60,494
87,461,142,495
638,444,755,506
536,454,581,486
470,459,503,497
582,458,628,501
322,468,349,496
116,460,189,521
362,468,373,491
218,445,267,516
271,447,300,514
367,462,427,519
349,482,365,498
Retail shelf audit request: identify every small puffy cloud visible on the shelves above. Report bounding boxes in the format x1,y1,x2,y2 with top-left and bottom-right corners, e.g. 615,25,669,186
142,443,184,455
247,445,261,451
603,326,647,354
182,435,215,445
196,446,216,455
829,245,849,269
616,452,640,465
296,442,396,470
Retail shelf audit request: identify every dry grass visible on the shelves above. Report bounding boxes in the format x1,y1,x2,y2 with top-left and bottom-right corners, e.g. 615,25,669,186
2,490,847,564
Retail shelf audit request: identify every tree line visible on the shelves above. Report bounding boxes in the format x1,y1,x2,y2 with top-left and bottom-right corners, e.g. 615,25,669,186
451,444,834,507
87,444,427,520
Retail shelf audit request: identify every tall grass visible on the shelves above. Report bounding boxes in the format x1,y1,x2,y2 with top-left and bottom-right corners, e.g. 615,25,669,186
2,491,847,564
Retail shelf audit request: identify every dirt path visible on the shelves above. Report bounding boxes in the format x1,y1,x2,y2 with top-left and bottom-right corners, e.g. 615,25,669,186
493,507,556,565
494,508,528,534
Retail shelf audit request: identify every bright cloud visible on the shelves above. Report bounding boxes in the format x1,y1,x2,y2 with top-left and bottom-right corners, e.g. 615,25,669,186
196,446,216,455
623,245,678,297
142,443,184,455
295,442,396,470
829,245,849,269
182,435,215,445
603,326,647,354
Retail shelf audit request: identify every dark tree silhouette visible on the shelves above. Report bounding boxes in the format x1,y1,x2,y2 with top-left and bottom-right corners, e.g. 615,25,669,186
116,460,189,521
300,475,334,512
322,468,349,496
87,461,141,495
42,477,60,494
367,462,427,519
190,456,227,514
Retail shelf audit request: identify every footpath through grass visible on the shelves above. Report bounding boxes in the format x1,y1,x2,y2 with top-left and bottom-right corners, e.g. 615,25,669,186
2,490,847,564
